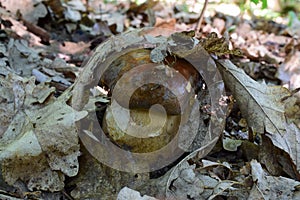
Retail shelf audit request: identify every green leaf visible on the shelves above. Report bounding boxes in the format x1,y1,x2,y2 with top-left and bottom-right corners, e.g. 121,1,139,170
288,11,298,27
261,0,268,9
251,0,268,9
251,0,259,4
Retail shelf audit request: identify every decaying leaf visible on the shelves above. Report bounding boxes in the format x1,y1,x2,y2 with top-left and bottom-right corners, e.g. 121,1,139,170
277,51,300,97
216,59,289,135
279,122,300,172
222,137,242,151
166,161,205,199
250,159,300,199
100,12,126,33
0,73,87,191
216,59,300,174
199,32,242,57
1,0,47,24
117,187,158,200
258,135,299,179
8,39,41,76
166,159,249,199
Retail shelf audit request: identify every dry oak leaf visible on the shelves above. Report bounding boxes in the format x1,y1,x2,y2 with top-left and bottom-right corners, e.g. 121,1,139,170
216,59,300,172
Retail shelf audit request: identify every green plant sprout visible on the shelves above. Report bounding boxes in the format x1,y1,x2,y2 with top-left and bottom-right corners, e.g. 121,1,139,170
251,0,268,9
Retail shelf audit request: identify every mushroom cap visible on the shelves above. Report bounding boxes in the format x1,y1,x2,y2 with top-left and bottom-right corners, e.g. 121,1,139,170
101,49,200,115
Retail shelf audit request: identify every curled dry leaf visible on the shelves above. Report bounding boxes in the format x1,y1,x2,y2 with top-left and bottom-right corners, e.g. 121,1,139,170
72,28,226,172
216,59,300,174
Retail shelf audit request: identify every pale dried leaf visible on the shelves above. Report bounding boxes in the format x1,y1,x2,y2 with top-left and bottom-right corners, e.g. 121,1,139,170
0,72,87,191
25,100,86,155
8,40,41,76
117,187,158,200
277,51,300,93
0,73,54,137
223,137,242,151
101,13,125,33
250,160,300,199
280,123,300,171
66,0,86,12
2,154,65,192
2,16,42,45
1,0,47,24
64,6,81,22
208,181,236,200
166,159,247,199
166,161,205,199
0,129,42,160
0,99,86,190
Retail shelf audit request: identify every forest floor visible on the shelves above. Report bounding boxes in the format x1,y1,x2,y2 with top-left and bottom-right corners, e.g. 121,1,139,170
0,0,300,199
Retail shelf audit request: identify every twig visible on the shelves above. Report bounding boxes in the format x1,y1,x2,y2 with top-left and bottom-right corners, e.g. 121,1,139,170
62,190,74,200
16,10,50,43
281,87,300,102
195,0,209,35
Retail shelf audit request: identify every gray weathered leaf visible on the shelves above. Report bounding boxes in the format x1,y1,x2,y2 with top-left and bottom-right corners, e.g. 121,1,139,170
216,59,300,172
250,160,300,199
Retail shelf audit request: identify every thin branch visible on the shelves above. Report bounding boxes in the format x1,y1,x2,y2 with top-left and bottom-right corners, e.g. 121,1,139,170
195,0,209,35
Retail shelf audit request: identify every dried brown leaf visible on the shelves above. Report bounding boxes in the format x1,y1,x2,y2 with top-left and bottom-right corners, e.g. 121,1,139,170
216,59,288,134
216,59,300,172
250,160,300,199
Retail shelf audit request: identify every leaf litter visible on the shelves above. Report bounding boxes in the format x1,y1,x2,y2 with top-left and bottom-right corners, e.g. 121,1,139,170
0,0,300,199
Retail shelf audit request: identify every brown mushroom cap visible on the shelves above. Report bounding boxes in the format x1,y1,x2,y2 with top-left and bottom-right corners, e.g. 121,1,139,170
100,49,200,115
